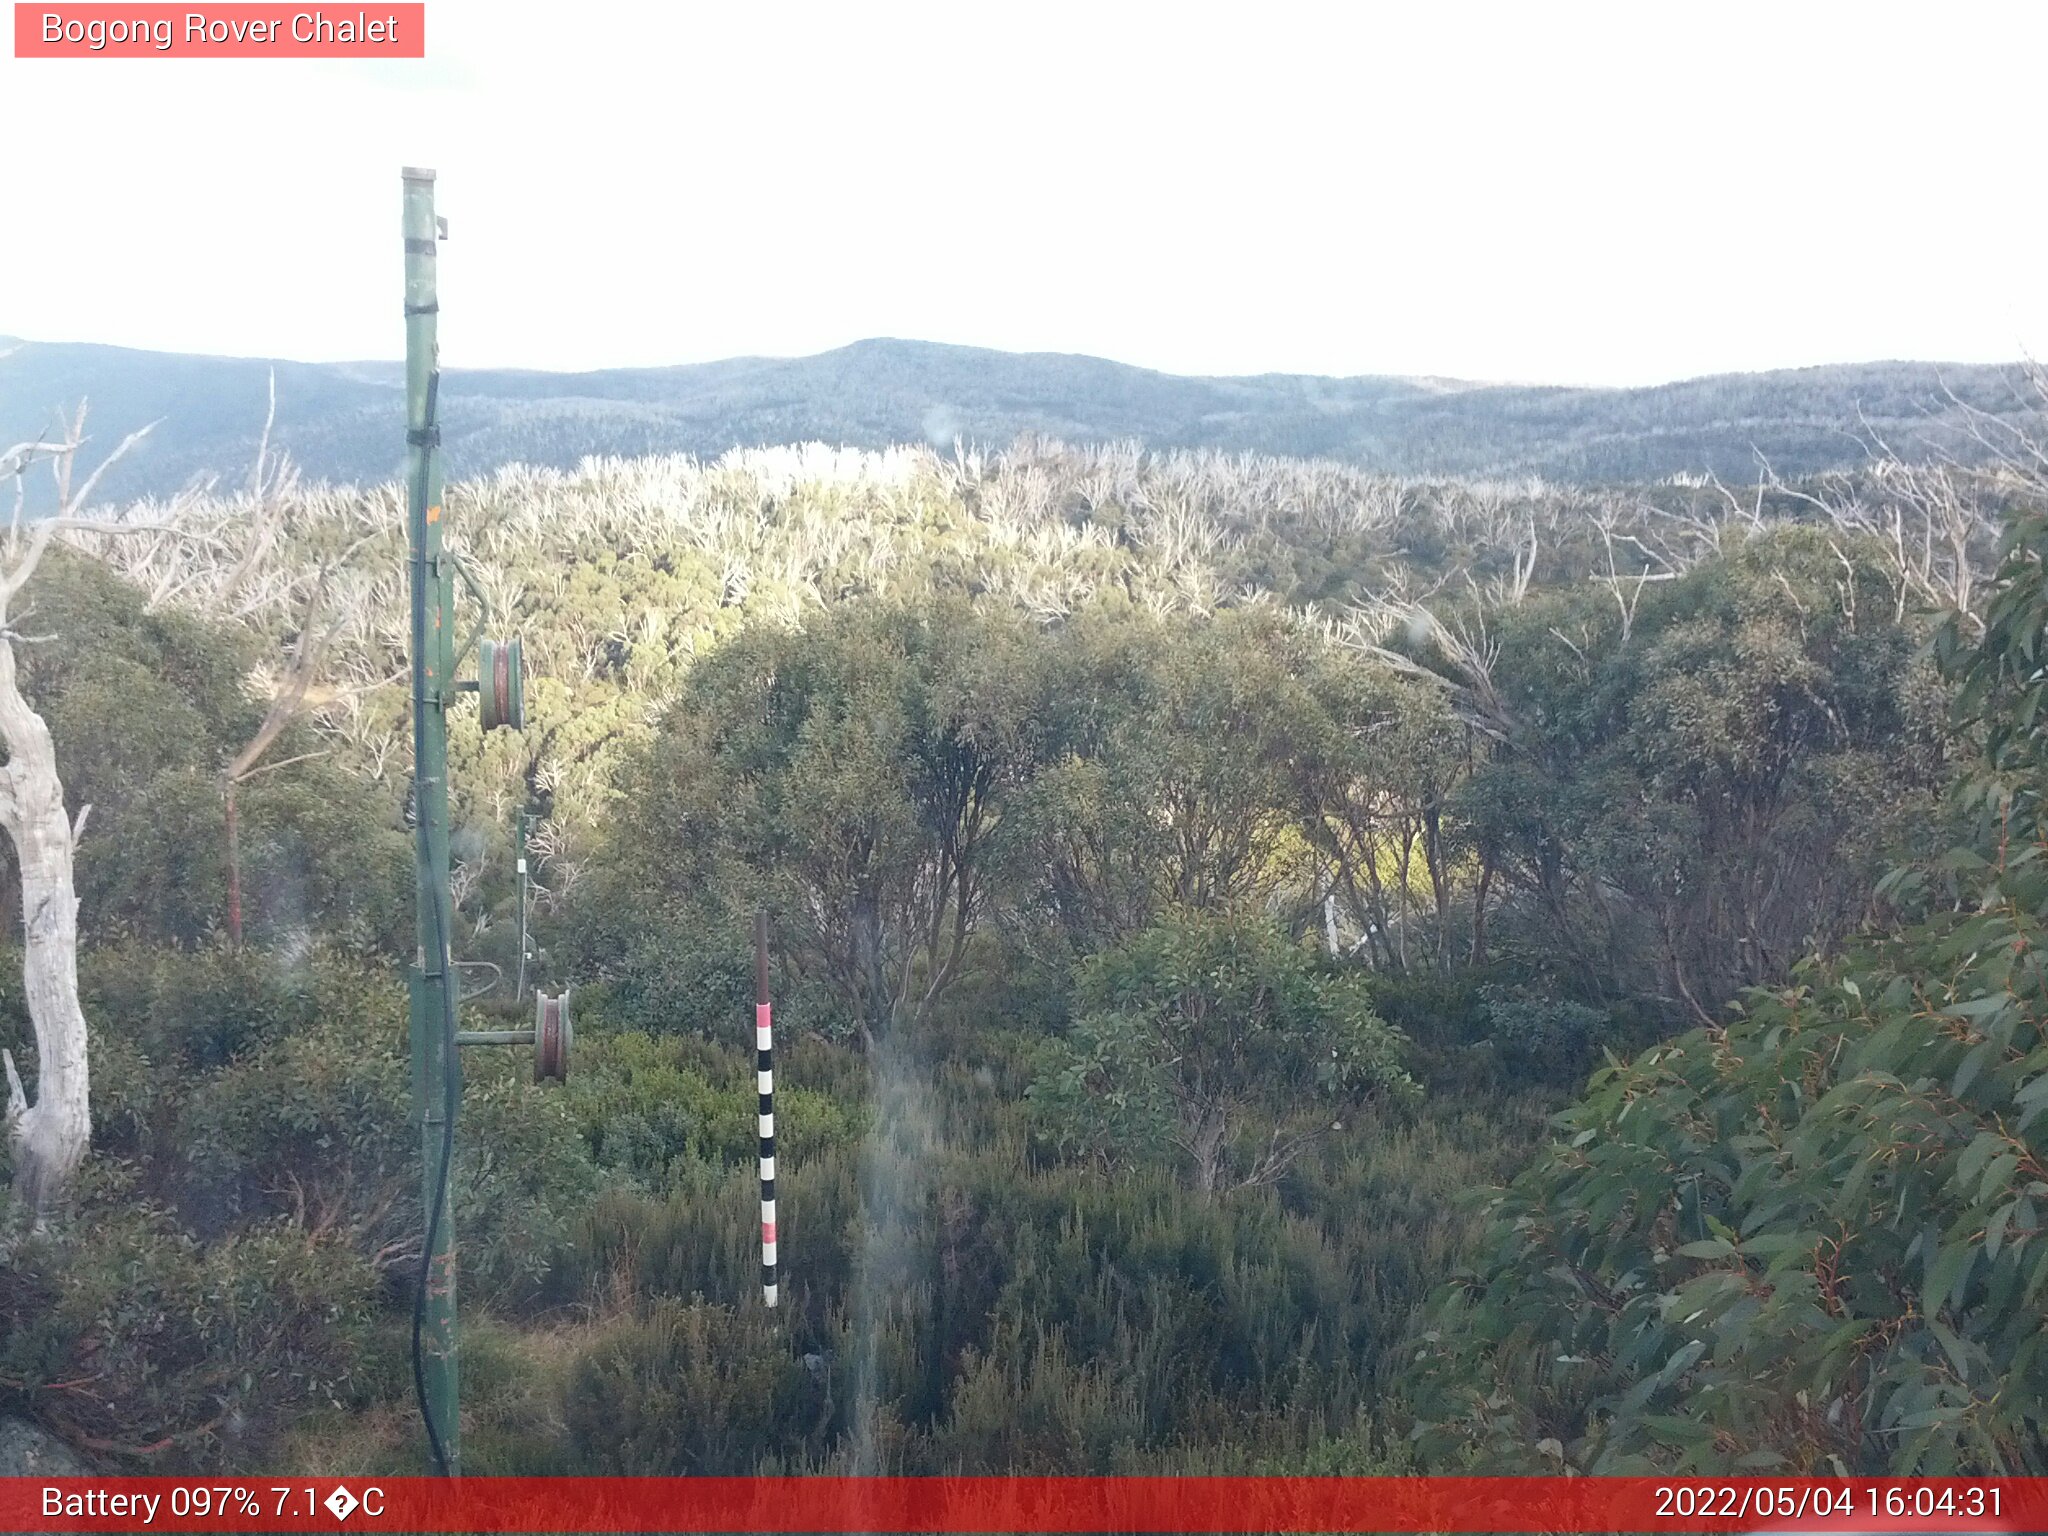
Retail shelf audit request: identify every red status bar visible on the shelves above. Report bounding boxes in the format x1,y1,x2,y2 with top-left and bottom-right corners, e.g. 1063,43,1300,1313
5,1476,2043,1533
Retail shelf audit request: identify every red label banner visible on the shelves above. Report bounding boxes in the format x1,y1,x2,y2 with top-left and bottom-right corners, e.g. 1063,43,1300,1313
13,4,425,57
2,1476,2043,1533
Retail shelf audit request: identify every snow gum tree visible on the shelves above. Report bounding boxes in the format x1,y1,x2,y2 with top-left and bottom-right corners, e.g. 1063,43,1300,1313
0,407,184,1217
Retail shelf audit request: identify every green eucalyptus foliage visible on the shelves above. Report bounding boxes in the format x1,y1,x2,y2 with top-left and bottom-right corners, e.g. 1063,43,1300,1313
1412,512,2048,1475
1449,525,1945,1015
578,595,1054,1045
1476,986,1615,1088
0,1186,382,1463
1284,648,1472,976
1004,609,1322,954
1032,911,1417,1194
575,600,1459,1037
0,550,408,951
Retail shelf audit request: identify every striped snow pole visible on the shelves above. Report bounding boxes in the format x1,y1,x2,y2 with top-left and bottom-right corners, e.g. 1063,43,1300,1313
755,911,778,1308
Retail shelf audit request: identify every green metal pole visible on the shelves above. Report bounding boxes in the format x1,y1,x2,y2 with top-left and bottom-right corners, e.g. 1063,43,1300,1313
403,165,460,1476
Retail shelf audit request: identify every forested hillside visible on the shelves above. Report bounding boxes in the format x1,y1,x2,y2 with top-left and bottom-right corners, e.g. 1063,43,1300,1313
2,395,2046,1475
3,335,2041,505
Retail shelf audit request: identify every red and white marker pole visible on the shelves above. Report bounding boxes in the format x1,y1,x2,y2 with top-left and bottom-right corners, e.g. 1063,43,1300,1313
755,911,778,1308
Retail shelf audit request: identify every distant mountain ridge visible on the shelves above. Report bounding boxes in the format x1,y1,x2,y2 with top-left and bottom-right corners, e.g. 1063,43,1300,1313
0,334,2037,503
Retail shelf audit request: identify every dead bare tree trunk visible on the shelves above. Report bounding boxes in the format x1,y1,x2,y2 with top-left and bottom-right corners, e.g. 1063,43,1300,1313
0,627,90,1217
0,406,187,1218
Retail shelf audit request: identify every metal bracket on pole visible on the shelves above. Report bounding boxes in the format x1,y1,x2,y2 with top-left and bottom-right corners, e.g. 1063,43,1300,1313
454,989,572,1082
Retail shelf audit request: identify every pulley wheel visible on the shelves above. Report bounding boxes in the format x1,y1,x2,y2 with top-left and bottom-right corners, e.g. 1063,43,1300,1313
534,989,571,1082
479,637,525,732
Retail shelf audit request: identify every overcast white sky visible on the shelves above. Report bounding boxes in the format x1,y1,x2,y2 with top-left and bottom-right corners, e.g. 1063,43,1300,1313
2,0,2042,386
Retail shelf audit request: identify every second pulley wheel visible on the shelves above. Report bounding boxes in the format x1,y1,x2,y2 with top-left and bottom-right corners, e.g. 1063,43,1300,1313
534,989,570,1082
479,636,525,732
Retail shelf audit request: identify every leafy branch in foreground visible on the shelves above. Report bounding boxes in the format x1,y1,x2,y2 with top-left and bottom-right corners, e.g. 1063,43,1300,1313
1412,507,2048,1475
